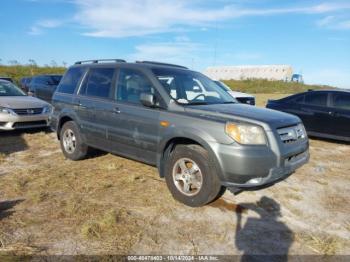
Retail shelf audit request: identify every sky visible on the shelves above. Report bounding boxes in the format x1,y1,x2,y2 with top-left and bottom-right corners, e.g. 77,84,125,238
0,0,350,88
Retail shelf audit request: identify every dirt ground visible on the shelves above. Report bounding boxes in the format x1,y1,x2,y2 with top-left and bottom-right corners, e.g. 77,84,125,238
0,94,349,256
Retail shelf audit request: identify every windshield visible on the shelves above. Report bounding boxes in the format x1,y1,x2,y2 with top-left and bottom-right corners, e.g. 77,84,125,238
0,81,26,96
152,68,235,105
214,81,231,92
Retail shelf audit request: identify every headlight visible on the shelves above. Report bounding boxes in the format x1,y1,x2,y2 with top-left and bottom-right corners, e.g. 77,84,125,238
42,105,52,114
225,122,267,145
0,107,15,115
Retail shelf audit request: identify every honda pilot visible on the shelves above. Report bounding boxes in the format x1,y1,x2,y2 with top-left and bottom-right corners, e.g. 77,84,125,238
50,60,309,207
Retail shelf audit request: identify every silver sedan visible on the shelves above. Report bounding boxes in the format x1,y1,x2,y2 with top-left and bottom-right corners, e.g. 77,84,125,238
0,80,51,130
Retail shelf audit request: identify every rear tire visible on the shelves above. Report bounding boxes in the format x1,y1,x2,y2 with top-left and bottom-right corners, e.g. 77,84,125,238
59,121,88,161
165,144,223,207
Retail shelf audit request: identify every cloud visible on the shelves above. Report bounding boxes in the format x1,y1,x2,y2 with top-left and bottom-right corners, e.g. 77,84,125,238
316,16,350,30
128,40,200,67
28,19,64,35
71,0,350,38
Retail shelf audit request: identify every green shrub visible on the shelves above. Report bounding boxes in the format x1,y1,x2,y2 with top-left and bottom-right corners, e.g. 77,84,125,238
223,79,335,94
0,65,66,85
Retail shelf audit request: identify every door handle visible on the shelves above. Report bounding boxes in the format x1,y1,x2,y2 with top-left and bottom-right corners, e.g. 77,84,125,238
113,107,121,114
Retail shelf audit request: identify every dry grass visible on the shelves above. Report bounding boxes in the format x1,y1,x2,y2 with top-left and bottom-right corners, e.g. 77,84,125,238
296,233,343,255
0,153,6,164
0,94,349,255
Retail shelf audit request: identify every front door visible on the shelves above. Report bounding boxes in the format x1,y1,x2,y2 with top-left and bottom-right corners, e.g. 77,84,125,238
106,68,161,165
301,91,330,134
329,92,350,138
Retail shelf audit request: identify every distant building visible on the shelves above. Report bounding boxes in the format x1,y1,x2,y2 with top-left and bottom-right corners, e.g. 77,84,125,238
204,65,293,81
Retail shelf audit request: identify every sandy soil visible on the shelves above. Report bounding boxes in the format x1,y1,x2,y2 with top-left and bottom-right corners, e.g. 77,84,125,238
0,94,349,256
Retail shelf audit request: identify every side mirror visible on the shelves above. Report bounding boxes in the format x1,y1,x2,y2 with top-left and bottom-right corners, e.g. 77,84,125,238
140,92,155,107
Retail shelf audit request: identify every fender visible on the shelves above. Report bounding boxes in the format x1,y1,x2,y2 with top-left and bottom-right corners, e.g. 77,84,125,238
157,127,224,180
56,108,84,141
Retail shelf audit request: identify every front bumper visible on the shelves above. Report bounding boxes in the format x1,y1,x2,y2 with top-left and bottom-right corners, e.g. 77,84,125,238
0,114,50,130
211,138,309,189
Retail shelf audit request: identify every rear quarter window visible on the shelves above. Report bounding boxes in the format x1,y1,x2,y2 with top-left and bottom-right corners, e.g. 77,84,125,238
57,67,86,94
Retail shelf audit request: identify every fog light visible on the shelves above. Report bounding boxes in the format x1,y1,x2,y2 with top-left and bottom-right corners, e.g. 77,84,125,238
247,177,263,184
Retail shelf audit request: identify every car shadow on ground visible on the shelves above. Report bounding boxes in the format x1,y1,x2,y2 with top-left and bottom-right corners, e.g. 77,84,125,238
0,128,51,155
212,196,293,261
0,199,24,221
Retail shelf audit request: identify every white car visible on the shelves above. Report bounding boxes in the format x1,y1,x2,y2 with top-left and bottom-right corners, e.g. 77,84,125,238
0,80,51,130
214,81,255,105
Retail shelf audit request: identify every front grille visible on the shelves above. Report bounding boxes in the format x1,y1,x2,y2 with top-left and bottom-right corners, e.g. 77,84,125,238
13,121,47,128
277,124,306,144
237,97,255,105
13,108,43,115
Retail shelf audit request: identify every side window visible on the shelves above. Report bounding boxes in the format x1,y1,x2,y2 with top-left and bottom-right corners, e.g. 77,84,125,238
305,92,328,107
332,93,350,110
80,68,115,99
116,68,154,104
57,67,86,94
43,76,52,86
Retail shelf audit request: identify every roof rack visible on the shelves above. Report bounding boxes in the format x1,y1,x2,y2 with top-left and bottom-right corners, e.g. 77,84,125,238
75,59,126,65
135,61,188,69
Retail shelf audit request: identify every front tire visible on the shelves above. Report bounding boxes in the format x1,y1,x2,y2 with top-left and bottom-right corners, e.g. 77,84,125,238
165,144,223,207
59,121,88,161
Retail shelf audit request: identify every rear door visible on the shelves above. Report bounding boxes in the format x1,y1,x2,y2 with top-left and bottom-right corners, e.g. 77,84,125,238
76,67,117,147
329,92,350,138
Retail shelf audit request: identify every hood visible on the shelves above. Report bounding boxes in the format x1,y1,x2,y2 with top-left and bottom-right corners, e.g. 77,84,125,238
184,103,300,129
228,90,255,98
0,96,49,109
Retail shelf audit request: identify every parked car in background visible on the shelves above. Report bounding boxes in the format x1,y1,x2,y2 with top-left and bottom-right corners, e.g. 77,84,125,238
0,80,51,130
28,74,62,103
214,80,256,105
0,76,13,83
51,59,309,207
266,90,350,142
20,77,32,92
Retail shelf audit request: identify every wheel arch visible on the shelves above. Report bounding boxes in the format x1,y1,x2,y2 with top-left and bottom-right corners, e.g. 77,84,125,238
157,134,223,180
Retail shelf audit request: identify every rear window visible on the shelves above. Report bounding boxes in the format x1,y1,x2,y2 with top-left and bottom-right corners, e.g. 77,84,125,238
50,75,62,85
286,94,305,104
57,67,86,94
305,92,328,107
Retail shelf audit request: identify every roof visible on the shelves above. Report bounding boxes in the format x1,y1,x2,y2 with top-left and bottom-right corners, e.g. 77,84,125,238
309,89,350,93
72,59,189,70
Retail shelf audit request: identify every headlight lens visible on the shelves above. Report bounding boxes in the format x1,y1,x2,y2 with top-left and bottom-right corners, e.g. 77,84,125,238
42,105,52,114
0,107,15,115
225,122,267,145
